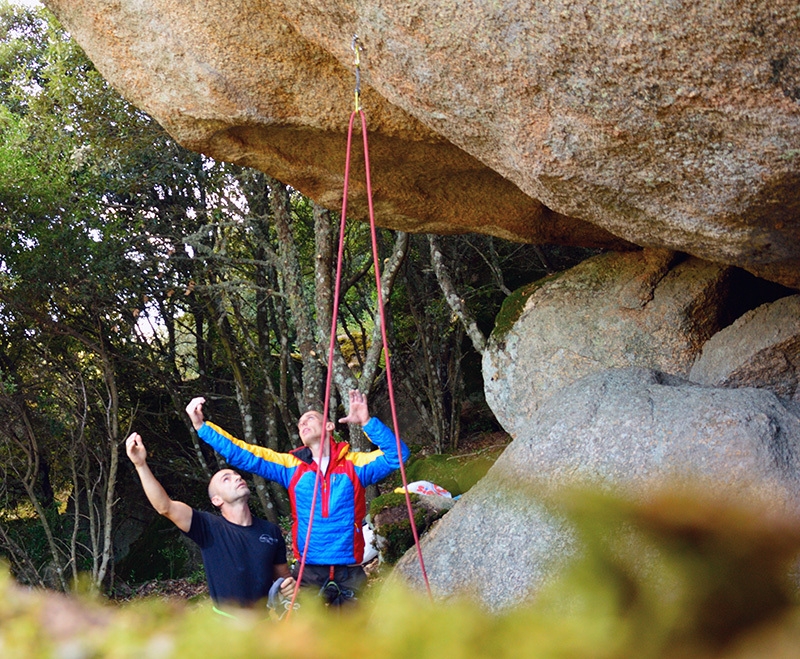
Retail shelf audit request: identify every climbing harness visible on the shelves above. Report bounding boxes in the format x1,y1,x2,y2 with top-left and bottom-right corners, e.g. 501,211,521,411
209,577,300,621
319,566,357,606
285,36,432,618
320,580,355,606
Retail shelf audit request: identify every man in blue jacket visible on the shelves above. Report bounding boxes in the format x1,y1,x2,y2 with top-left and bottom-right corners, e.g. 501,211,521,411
185,389,409,603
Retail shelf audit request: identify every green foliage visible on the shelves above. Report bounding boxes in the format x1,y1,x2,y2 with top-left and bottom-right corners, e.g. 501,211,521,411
403,451,500,497
186,567,206,586
4,484,800,657
0,517,49,574
368,492,427,564
491,273,559,340
159,544,190,581
116,516,195,584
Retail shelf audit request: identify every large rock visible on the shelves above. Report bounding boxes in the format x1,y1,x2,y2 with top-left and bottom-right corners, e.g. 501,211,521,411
42,0,626,251
690,294,800,402
394,367,800,610
483,250,732,435
45,0,800,288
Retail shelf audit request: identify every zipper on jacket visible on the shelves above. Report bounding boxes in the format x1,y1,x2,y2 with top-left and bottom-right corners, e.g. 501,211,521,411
321,473,329,518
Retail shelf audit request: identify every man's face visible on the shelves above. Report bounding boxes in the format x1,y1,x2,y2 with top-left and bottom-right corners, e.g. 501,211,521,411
209,469,249,507
297,411,328,446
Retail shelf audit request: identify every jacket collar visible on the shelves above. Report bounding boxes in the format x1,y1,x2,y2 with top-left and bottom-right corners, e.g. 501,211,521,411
290,440,349,466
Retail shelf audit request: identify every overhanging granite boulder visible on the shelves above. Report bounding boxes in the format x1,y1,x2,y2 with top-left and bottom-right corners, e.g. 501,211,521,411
46,0,800,288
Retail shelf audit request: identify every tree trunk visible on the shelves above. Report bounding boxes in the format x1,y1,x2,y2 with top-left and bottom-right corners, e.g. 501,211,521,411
95,342,120,589
267,176,324,408
209,290,279,522
16,404,68,590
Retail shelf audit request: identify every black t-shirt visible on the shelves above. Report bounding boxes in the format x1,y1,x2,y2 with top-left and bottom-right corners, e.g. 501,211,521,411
184,510,287,608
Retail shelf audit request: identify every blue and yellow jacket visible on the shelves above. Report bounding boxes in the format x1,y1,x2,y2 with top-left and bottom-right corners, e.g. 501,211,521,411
197,417,409,565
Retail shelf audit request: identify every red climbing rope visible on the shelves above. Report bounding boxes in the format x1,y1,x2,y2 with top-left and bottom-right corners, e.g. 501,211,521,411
359,107,433,599
286,116,354,616
286,39,433,618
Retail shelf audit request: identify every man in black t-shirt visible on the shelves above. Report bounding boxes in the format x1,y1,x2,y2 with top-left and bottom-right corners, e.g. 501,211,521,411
126,432,295,613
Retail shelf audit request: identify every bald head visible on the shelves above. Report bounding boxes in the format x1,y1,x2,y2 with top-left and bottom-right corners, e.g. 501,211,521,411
208,469,249,508
207,471,223,502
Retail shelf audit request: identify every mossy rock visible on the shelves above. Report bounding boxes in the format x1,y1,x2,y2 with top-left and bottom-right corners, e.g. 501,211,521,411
369,492,454,564
369,493,427,564
404,455,462,495
404,448,504,497
492,272,563,340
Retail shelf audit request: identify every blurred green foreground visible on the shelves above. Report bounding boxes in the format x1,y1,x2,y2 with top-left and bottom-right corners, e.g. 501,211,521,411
3,484,800,659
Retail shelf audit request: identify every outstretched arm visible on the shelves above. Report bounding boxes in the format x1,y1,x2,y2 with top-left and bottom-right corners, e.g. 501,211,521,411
188,400,295,488
341,390,410,486
126,433,193,533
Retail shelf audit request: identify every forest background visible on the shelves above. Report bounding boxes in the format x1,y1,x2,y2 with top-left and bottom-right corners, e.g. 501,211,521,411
0,3,595,596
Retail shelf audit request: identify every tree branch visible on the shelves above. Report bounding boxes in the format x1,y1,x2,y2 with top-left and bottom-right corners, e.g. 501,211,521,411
428,234,487,355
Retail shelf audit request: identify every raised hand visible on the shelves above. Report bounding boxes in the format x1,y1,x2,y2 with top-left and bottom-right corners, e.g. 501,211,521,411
125,432,147,466
338,389,371,426
185,396,206,430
